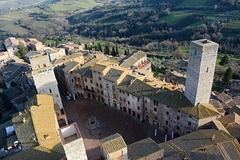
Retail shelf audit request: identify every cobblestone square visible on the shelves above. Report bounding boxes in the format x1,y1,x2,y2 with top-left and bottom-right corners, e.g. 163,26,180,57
63,98,167,159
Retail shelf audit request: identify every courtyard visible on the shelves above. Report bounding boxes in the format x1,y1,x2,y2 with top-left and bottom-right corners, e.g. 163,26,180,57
63,98,168,160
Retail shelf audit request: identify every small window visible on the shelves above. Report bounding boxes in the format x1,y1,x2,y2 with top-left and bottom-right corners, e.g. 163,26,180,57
72,79,74,83
166,111,169,115
49,88,52,93
120,97,122,101
100,84,102,88
145,100,147,103
106,84,109,88
138,98,140,101
188,122,191,126
86,85,88,90
90,80,93,84
124,98,126,102
177,116,180,120
99,77,101,80
119,90,122,93
155,116,158,120
145,108,147,111
154,107,157,112
101,91,103,94
91,87,94,91
138,106,140,110
128,101,130,105
127,93,129,96
206,67,209,73
176,126,180,130
97,89,99,93
85,78,87,82
166,120,168,124
96,83,99,87
178,110,180,113
43,64,46,67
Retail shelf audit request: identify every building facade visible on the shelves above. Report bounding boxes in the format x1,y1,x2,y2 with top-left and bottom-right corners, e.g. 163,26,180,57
30,53,64,109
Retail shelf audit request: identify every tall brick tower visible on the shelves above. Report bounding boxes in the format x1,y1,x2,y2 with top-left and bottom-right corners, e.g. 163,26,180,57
184,39,219,106
30,53,64,109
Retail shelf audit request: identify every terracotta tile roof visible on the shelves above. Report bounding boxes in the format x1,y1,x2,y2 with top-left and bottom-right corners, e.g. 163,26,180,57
101,133,127,154
212,120,230,134
216,93,232,103
11,111,37,150
120,51,146,69
218,113,240,124
11,94,65,159
150,89,220,119
7,146,65,160
128,138,161,159
73,58,99,74
117,74,137,91
160,129,240,160
104,68,125,82
229,105,240,115
30,94,64,154
91,63,108,73
62,61,79,73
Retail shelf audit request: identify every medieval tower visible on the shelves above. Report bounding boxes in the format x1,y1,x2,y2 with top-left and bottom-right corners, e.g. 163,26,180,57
184,39,219,106
30,53,64,109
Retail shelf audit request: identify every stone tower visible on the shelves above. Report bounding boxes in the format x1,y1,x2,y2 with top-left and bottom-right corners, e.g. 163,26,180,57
30,53,64,109
184,39,218,106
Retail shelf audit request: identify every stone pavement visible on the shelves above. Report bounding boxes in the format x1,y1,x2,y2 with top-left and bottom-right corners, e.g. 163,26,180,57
63,98,168,159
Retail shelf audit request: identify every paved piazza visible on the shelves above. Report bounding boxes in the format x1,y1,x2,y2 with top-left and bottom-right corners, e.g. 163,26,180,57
63,98,168,159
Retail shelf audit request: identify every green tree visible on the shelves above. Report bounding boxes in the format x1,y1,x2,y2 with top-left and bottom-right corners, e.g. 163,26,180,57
104,43,110,55
16,41,26,59
219,55,230,66
85,44,88,50
111,46,116,56
99,43,102,52
223,68,233,84
115,44,119,55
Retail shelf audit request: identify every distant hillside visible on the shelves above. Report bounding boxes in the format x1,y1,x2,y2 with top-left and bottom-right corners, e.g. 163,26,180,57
0,0,57,10
67,0,240,55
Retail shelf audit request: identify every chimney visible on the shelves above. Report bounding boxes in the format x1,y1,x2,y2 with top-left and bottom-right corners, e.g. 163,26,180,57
211,134,216,141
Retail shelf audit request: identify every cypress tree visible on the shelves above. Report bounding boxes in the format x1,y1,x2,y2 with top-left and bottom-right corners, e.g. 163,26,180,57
223,68,233,84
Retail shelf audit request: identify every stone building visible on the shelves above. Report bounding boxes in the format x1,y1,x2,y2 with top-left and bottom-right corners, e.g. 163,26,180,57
4,37,27,57
71,40,221,136
25,38,43,51
160,129,240,159
185,39,219,105
43,47,66,62
91,61,118,103
100,133,128,160
58,122,88,160
7,94,65,160
54,52,84,92
120,51,151,71
103,66,131,107
100,133,163,160
30,53,64,109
